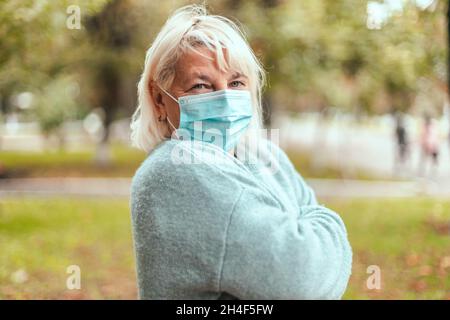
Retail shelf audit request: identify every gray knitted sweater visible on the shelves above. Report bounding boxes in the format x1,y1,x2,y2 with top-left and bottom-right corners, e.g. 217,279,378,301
130,139,352,299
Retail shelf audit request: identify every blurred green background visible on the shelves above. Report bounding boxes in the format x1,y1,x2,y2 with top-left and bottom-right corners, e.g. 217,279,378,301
0,0,449,299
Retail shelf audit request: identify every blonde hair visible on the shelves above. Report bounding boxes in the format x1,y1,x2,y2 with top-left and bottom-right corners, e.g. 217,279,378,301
130,4,266,152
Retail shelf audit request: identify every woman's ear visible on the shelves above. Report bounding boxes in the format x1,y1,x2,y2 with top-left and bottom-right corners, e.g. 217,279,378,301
149,80,166,118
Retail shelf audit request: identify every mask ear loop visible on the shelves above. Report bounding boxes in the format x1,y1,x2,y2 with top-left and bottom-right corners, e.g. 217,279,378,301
157,85,180,139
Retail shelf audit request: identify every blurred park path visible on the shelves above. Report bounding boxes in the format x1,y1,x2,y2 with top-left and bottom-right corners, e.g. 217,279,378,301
1,177,449,198
0,178,131,198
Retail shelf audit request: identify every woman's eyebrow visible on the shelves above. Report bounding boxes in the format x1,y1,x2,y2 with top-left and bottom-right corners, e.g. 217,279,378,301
191,72,212,82
188,71,247,82
229,72,247,80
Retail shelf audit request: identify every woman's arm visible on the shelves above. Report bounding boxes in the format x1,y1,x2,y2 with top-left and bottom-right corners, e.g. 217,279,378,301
219,142,352,299
219,186,352,300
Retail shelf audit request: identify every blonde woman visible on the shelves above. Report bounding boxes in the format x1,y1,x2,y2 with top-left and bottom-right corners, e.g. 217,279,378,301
130,5,352,300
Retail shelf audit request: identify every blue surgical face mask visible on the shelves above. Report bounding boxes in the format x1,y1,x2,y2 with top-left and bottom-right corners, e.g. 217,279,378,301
159,86,253,152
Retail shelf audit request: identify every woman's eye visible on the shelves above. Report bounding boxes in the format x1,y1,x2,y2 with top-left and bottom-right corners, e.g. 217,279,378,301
191,83,209,90
229,80,245,88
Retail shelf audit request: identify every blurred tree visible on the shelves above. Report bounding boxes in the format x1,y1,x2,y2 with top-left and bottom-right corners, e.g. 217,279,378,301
0,0,108,151
217,0,446,117
33,76,80,150
447,0,450,100
0,0,447,151
84,0,136,165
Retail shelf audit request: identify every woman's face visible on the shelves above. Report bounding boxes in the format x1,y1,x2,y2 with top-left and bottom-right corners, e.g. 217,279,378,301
151,46,249,135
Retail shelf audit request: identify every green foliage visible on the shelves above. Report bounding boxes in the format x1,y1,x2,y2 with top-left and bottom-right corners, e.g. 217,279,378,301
33,76,81,134
0,0,447,124
0,0,110,131
224,0,447,114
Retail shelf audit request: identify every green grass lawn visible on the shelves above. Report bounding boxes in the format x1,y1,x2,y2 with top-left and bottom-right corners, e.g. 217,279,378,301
0,198,136,299
0,144,382,180
0,197,448,299
0,144,147,178
326,198,450,300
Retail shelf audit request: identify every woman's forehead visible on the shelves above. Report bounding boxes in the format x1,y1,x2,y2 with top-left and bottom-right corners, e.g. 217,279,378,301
174,47,245,82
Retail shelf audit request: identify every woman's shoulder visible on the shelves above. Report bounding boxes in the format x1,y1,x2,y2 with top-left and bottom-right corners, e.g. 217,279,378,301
130,139,239,193
129,139,247,220
131,140,191,187
248,138,298,174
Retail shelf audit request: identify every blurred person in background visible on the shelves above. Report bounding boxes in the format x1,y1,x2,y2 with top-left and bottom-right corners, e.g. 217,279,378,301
418,113,440,178
393,112,410,175
129,5,352,300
